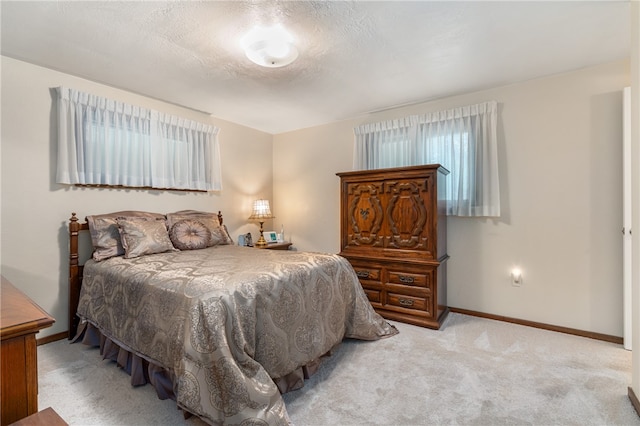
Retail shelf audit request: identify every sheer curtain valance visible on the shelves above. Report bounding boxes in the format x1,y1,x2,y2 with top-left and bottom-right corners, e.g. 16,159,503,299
353,101,500,217
56,87,222,191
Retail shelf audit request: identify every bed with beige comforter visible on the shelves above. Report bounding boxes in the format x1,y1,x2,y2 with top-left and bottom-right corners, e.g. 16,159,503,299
76,244,397,425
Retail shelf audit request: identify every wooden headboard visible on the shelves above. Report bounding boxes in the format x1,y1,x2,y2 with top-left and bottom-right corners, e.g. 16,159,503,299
67,211,224,339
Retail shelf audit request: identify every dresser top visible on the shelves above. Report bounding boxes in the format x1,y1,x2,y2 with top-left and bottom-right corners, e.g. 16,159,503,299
1,276,55,340
336,164,449,178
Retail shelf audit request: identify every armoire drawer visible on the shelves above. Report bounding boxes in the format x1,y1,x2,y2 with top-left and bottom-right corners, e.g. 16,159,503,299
363,287,382,304
386,292,431,316
352,266,381,282
388,270,431,289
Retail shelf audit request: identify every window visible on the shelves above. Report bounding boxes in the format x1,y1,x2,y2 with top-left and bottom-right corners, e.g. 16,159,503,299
353,101,499,217
56,87,222,191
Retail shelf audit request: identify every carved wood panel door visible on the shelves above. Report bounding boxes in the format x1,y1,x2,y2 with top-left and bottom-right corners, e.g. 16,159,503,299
345,182,385,248
385,176,436,258
343,175,437,259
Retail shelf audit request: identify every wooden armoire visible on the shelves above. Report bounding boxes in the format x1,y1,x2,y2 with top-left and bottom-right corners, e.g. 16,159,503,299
337,164,449,329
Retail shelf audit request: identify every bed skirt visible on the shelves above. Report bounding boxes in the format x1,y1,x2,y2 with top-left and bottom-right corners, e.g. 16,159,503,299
73,320,333,415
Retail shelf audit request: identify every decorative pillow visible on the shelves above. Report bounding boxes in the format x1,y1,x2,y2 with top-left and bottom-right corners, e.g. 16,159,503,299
166,211,232,246
116,217,177,259
216,224,234,245
169,219,211,250
165,210,214,227
87,211,166,261
87,217,124,261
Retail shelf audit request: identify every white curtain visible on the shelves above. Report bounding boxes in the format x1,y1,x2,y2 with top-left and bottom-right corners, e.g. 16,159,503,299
56,87,222,191
353,116,418,169
153,113,222,191
353,101,500,217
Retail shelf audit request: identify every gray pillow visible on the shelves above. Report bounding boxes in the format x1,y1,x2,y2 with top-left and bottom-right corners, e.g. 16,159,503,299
87,211,165,261
116,217,177,259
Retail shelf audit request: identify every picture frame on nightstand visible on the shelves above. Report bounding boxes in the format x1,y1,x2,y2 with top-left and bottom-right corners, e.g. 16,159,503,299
264,231,278,244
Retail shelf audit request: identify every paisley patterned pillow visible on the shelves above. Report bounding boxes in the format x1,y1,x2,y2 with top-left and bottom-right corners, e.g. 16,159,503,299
116,217,177,259
169,219,211,250
166,211,232,246
87,211,165,261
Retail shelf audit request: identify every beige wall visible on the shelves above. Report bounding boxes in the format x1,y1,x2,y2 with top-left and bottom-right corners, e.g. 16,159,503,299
0,56,274,338
274,60,629,337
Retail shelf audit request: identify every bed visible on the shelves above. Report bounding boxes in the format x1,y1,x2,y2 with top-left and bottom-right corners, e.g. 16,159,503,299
67,210,397,425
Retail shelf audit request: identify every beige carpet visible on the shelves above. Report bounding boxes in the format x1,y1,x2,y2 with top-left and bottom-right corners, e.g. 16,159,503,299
37,313,639,425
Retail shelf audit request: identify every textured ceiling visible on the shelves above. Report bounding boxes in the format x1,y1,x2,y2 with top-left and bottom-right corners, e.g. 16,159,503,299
0,1,631,134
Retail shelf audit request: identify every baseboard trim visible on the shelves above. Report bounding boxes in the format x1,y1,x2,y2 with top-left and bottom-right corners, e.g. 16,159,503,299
449,307,623,345
37,331,68,346
630,387,640,418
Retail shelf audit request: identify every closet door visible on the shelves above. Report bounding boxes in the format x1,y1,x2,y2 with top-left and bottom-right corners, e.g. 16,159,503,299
624,86,632,351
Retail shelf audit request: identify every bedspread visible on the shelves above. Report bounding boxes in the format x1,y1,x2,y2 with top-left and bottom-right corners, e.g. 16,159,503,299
77,245,397,425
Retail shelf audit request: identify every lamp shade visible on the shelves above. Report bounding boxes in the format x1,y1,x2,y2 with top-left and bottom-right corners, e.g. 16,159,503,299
248,199,274,220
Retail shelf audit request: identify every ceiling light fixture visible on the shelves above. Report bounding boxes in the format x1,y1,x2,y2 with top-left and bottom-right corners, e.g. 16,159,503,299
240,24,298,68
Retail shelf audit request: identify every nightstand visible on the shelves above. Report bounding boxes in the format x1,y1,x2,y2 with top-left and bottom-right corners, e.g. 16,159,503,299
257,242,292,250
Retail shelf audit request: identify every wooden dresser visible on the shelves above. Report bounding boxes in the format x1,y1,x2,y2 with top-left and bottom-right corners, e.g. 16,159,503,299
337,164,449,329
1,276,55,426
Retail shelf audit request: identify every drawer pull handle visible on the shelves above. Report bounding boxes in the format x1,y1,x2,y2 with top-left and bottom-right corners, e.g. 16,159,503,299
399,298,414,307
398,275,414,284
356,271,370,279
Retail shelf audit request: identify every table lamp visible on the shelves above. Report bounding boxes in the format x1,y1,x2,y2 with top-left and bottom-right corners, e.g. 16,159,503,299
248,199,274,247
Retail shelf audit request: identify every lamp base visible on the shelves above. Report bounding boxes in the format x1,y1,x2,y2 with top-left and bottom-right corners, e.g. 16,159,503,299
255,221,268,247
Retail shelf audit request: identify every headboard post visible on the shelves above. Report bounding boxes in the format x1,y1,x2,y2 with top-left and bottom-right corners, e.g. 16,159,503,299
68,212,84,339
